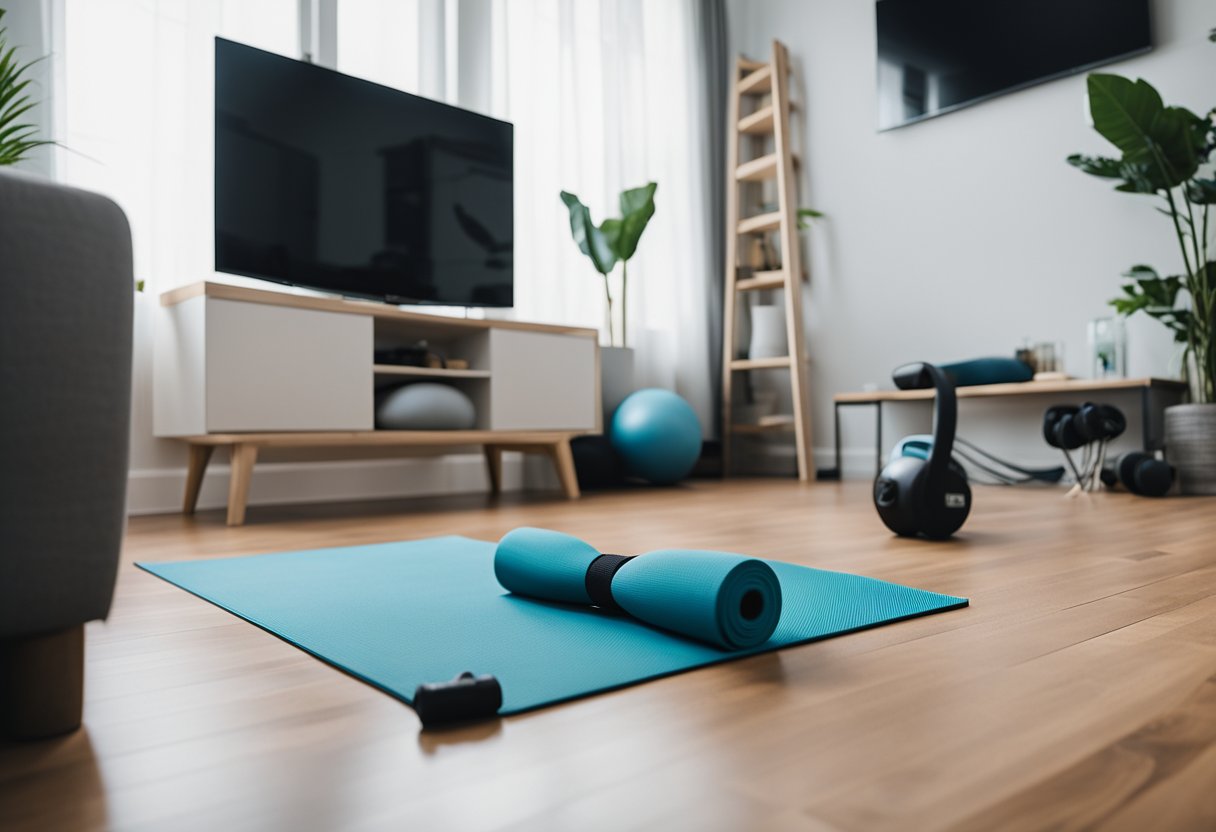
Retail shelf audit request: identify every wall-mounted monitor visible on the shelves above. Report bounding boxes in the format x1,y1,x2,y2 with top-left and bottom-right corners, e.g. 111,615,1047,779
876,0,1152,130
215,38,514,306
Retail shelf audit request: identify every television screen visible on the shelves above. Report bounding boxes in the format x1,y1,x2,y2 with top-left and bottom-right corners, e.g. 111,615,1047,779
215,38,513,306
875,0,1152,130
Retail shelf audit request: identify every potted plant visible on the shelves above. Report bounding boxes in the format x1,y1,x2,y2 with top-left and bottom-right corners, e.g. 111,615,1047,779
560,182,657,420
0,8,52,166
1068,56,1216,494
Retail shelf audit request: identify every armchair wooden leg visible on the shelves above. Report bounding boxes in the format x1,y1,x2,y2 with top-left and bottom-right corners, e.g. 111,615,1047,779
550,438,580,499
226,443,259,526
0,625,85,740
183,444,214,515
484,445,503,495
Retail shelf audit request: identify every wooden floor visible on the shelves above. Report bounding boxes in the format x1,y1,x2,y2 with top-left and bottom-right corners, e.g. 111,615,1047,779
2,480,1216,831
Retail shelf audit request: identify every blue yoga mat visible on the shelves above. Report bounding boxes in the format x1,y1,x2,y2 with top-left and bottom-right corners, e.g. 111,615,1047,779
138,535,966,716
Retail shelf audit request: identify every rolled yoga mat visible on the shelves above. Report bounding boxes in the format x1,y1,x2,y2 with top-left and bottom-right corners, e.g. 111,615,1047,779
495,527,782,649
138,533,967,721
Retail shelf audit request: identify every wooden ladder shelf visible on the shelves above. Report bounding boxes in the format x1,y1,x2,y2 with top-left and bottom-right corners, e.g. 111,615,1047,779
721,39,814,480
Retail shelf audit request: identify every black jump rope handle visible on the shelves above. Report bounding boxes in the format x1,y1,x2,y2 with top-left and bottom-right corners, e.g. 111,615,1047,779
413,555,632,727
413,672,502,727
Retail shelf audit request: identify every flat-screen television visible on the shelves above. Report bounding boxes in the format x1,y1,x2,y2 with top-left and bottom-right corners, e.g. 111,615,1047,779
875,0,1152,130
215,38,513,306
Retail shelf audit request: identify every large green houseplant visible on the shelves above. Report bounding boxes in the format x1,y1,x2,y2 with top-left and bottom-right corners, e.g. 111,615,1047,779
560,182,657,348
1067,55,1216,492
0,8,51,166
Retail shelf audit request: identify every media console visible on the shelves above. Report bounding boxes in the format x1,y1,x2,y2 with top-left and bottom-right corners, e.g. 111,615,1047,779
154,282,601,525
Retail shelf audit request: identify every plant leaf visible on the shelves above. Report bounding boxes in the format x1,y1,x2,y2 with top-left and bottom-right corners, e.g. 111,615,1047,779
610,182,657,262
0,18,48,166
1109,267,1191,338
1123,264,1160,279
1085,74,1205,190
1186,177,1216,205
560,191,617,275
796,207,824,230
1066,153,1123,178
599,218,623,259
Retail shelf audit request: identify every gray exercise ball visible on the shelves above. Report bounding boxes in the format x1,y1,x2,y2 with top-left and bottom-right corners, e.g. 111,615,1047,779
376,383,477,430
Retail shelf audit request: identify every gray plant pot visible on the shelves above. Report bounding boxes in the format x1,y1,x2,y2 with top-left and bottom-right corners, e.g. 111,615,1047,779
1164,403,1216,495
600,346,636,426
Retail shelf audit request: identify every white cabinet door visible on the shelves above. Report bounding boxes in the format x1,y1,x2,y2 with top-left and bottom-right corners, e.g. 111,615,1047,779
206,299,373,432
488,329,598,431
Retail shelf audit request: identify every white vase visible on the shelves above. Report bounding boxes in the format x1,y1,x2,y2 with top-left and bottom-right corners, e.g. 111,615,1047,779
745,304,790,419
600,346,636,425
1165,403,1216,495
748,304,786,360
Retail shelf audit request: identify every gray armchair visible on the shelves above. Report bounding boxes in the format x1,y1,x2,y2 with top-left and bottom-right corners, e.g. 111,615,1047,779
0,169,133,739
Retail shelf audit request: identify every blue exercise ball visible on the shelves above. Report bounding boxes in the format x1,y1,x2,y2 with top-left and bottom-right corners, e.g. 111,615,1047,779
610,388,702,485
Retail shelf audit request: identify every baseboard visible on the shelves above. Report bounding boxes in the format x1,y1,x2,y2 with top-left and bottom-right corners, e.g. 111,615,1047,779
126,453,529,516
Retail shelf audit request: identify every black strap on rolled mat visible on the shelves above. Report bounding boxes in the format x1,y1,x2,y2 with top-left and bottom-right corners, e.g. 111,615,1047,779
585,554,635,612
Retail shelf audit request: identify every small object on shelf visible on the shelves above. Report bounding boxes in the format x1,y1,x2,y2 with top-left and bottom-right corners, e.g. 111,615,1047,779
1088,316,1127,379
446,358,469,370
376,383,477,430
1031,341,1065,375
374,344,429,367
748,303,787,360
938,357,1033,387
1033,372,1071,382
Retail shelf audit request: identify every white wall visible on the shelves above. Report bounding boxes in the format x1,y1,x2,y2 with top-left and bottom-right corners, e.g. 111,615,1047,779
726,0,1215,475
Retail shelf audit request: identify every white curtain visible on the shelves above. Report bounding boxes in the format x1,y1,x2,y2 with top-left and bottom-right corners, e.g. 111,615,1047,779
56,0,298,293
493,0,719,434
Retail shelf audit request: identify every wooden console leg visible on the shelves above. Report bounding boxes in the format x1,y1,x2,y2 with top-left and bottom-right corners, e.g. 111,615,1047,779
550,438,580,499
183,444,215,515
484,445,503,495
0,625,85,740
226,443,259,526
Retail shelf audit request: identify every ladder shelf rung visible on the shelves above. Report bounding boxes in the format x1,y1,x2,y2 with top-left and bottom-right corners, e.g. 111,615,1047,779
736,152,799,181
731,415,796,434
738,65,772,96
738,106,774,134
736,211,782,235
735,154,779,181
731,356,792,371
737,57,768,73
736,270,786,292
